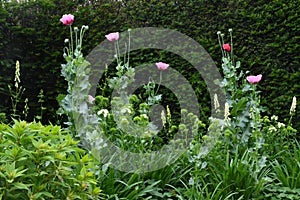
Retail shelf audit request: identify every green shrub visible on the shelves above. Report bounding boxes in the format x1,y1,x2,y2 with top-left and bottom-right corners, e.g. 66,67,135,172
0,120,103,200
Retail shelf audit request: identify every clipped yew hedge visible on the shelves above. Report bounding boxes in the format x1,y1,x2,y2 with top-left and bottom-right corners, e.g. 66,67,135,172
0,0,124,123
0,0,299,129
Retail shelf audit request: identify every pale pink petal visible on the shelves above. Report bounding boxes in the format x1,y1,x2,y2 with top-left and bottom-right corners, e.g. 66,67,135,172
88,95,95,103
246,74,262,84
155,62,169,71
105,32,119,41
60,14,74,25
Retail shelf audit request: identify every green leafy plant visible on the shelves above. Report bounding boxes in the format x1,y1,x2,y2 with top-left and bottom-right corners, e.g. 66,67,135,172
261,142,300,199
0,120,103,199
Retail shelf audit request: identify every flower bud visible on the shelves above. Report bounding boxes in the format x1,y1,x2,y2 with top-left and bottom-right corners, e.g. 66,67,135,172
289,96,296,114
214,93,220,110
222,43,231,52
224,102,230,120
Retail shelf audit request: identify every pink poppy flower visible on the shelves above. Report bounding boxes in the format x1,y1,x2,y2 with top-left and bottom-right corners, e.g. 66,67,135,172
105,32,119,41
60,14,74,26
222,43,231,52
156,62,169,71
246,74,262,84
88,95,95,103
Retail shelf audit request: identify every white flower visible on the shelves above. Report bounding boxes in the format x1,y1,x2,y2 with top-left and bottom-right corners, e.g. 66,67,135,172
121,107,131,114
271,115,278,121
97,109,109,117
188,177,194,185
141,114,148,120
224,102,230,120
277,122,285,128
214,93,220,111
268,126,277,132
161,110,166,127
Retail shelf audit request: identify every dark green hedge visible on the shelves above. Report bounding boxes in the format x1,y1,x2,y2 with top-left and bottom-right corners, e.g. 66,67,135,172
0,0,124,123
0,0,299,129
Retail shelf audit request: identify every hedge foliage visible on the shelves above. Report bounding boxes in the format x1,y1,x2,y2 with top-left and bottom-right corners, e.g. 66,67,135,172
0,0,299,129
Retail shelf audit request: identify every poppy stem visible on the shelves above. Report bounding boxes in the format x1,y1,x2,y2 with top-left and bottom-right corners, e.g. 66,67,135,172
229,30,234,66
155,71,163,95
69,25,73,58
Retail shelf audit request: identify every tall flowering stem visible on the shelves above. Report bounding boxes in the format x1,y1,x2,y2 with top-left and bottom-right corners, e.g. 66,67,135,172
217,29,265,143
288,96,297,125
154,62,169,96
249,83,262,133
58,14,90,136
217,30,241,104
8,60,26,119
69,25,74,57
229,28,234,65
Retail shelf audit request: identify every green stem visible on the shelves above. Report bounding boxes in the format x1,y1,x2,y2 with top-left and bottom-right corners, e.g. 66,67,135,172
229,30,234,66
69,25,73,57
288,114,293,126
251,84,261,133
75,28,78,50
114,42,120,69
155,71,163,95
79,26,87,48
123,43,127,67
217,33,225,58
116,40,121,64
127,30,131,67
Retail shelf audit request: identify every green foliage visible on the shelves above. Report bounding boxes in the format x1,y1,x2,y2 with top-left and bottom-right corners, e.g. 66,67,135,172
0,120,103,199
186,114,299,199
185,28,299,199
1,0,299,129
0,1,299,199
263,141,300,199
185,148,270,199
98,158,192,200
272,142,300,188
